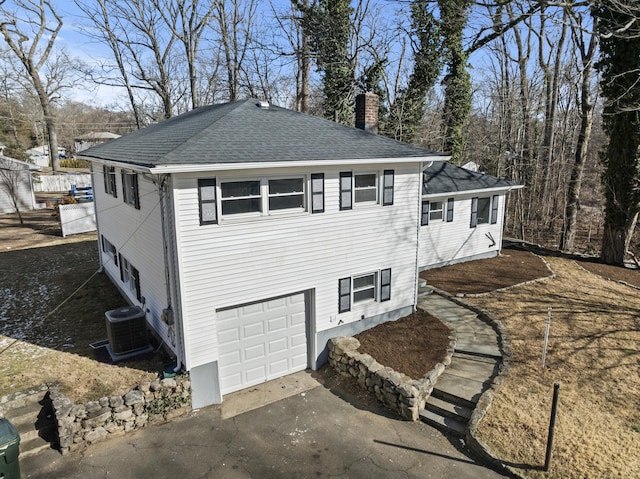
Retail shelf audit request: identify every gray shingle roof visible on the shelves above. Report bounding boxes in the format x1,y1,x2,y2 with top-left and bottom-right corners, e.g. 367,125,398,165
79,99,445,168
423,161,520,195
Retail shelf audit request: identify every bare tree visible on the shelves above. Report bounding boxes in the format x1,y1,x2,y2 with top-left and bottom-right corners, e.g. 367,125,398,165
213,0,257,101
75,0,144,128
154,0,217,109
560,9,598,252
0,156,29,224
0,0,64,171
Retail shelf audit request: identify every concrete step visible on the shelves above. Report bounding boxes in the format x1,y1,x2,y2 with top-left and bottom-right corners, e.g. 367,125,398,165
432,373,490,409
453,352,499,364
419,408,467,437
1,391,56,457
425,396,472,422
445,357,499,380
455,343,502,359
455,332,500,344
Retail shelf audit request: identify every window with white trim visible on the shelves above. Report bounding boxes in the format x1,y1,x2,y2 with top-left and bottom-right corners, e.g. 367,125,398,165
119,253,141,302
338,268,392,313
103,166,117,198
122,171,140,209
339,170,394,210
101,235,118,266
213,176,308,218
421,198,454,226
471,196,496,227
354,173,378,203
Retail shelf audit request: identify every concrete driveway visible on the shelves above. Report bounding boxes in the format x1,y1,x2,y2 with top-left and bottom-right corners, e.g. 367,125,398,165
22,369,509,479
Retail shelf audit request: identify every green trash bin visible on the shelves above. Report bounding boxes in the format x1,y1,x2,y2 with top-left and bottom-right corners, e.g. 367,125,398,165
0,418,20,479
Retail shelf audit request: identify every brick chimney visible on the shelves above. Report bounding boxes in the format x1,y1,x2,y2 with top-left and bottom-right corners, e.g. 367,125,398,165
355,92,378,134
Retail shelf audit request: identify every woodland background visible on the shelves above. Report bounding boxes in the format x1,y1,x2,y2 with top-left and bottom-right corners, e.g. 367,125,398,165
0,0,638,262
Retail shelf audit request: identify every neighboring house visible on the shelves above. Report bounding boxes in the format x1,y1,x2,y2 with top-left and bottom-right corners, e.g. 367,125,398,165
79,96,517,409
419,162,522,270
26,145,66,168
75,132,121,154
0,156,40,214
461,161,480,172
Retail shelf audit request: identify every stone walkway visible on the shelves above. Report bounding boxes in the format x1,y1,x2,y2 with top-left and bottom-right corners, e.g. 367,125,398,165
416,289,502,436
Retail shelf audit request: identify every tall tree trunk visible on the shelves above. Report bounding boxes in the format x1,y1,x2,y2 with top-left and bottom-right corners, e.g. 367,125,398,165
561,13,598,252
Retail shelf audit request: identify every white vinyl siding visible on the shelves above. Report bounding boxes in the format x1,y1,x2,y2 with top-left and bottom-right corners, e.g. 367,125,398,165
95,165,171,352
172,164,420,370
419,192,507,270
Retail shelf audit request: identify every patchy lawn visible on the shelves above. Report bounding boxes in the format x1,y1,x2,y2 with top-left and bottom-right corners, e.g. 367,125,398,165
427,248,640,479
0,210,163,402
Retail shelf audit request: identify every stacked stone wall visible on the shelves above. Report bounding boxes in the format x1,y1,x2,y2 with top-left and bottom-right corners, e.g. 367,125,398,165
51,375,191,455
327,336,455,421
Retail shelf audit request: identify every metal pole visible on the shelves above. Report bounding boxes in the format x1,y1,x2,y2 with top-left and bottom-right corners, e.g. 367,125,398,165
544,383,560,472
542,306,552,370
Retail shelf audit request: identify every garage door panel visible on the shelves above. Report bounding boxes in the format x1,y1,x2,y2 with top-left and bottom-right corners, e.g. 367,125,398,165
243,322,265,338
244,344,266,361
268,317,287,332
218,292,308,396
245,365,267,383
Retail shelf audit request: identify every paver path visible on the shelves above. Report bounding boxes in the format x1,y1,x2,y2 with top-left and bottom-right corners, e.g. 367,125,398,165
417,289,502,435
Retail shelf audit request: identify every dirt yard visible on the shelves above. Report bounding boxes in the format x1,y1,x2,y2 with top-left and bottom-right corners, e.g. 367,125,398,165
423,248,640,479
0,210,162,402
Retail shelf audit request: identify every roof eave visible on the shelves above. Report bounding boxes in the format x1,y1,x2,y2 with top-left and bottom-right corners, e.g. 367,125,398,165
80,155,451,174
423,184,524,197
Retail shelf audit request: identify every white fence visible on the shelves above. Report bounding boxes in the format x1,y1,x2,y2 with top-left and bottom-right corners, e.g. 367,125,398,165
34,173,92,193
59,202,96,237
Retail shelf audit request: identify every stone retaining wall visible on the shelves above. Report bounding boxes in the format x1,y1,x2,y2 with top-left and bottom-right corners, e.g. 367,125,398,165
327,334,455,421
51,375,191,455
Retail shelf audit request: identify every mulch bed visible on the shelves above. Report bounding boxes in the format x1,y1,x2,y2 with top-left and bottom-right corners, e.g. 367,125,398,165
354,311,451,380
421,248,551,295
578,259,640,288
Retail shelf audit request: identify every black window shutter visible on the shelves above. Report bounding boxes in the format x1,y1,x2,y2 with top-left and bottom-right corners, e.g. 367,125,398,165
491,195,499,224
121,171,126,203
380,269,391,302
421,200,430,226
198,178,218,225
133,266,142,302
311,173,325,213
446,198,454,222
339,172,352,210
101,235,106,252
103,167,109,193
111,169,117,198
338,277,351,313
133,174,140,209
382,170,394,206
118,253,124,281
470,197,478,228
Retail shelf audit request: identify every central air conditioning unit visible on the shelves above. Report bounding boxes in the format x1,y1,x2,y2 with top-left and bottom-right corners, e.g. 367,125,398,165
105,306,149,356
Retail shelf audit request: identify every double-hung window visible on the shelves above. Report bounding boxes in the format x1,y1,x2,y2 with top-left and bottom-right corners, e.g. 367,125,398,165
103,166,117,198
122,171,140,209
470,196,498,227
221,180,262,215
354,173,378,203
205,176,310,221
119,254,141,302
340,170,394,210
338,268,392,313
268,178,305,211
421,198,454,226
101,235,118,266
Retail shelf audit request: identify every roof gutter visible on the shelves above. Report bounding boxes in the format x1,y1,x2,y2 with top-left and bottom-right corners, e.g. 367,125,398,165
77,155,452,175
422,184,524,197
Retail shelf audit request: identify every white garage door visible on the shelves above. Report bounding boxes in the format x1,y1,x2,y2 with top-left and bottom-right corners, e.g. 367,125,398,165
217,292,308,395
